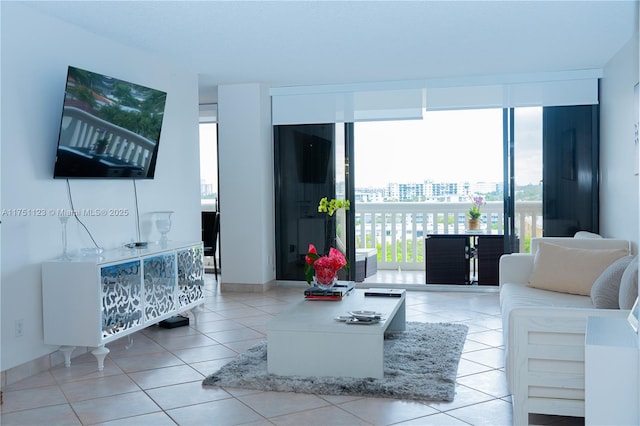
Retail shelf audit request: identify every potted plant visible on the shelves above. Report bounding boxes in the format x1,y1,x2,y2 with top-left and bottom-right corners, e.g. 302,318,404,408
467,194,484,230
93,129,110,155
316,196,350,258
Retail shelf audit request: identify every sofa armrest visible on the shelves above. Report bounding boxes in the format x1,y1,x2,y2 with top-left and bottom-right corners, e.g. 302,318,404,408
499,253,534,286
507,306,628,375
506,306,628,423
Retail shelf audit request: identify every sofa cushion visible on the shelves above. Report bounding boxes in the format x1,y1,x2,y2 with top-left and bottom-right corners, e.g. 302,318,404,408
500,281,595,349
527,242,628,296
619,257,638,309
502,282,595,312
590,255,634,309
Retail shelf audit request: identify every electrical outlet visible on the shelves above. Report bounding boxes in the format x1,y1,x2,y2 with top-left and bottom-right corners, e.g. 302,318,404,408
15,319,24,337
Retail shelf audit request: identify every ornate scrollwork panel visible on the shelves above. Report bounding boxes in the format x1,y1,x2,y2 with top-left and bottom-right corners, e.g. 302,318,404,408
143,253,176,321
177,245,204,307
101,260,142,338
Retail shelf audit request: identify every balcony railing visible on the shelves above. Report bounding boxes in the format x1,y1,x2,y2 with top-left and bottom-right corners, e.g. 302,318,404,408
354,201,542,271
59,106,156,170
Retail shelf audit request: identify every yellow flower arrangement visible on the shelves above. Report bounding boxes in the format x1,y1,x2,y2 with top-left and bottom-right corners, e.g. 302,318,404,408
318,197,350,216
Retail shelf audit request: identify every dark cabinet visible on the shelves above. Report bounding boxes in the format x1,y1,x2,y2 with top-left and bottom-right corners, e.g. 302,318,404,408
425,235,471,284
476,235,505,286
426,234,514,286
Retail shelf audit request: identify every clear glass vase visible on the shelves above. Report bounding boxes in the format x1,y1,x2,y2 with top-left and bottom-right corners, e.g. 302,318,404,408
312,273,338,290
154,211,173,245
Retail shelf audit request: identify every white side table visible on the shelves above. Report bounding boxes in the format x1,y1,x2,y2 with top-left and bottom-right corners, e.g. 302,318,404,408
585,316,639,425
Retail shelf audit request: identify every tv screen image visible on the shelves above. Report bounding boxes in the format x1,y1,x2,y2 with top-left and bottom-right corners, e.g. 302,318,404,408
53,66,167,179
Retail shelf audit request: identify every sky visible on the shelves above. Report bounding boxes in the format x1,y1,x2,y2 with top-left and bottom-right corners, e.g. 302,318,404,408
354,107,543,188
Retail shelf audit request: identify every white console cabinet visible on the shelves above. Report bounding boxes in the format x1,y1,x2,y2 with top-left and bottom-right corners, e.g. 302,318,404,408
585,316,639,425
42,241,205,370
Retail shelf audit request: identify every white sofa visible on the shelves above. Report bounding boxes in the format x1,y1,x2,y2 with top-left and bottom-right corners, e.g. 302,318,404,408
499,237,632,425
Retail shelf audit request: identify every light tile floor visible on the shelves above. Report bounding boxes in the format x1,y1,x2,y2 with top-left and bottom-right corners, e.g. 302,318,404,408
1,273,584,426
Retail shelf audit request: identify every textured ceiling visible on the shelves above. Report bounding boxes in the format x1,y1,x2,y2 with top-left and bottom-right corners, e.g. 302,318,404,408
24,1,638,103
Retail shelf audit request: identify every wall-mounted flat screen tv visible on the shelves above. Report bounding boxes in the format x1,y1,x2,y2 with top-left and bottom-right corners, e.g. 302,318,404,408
53,66,167,179
294,133,332,183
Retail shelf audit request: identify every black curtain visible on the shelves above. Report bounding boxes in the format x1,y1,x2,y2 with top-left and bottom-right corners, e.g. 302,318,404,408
542,105,599,236
274,124,336,280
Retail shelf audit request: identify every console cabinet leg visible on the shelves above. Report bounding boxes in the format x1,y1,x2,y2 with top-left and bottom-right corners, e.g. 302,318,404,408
60,346,75,368
191,305,205,326
91,346,110,371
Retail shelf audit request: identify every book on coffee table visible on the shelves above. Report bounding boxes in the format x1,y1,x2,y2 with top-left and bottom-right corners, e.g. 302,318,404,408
304,281,355,300
304,294,343,301
364,288,406,298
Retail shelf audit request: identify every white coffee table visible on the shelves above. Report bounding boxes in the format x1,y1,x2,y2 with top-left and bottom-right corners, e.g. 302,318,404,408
267,288,406,379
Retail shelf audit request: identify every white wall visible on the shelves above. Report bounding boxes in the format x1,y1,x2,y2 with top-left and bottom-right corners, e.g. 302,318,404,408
0,3,201,371
600,28,640,404
600,33,640,251
217,84,276,288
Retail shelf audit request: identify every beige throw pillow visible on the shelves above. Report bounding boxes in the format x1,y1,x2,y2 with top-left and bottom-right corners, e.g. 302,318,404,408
527,242,628,296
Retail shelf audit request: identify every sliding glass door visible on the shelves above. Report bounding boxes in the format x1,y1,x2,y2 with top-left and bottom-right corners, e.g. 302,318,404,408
334,123,356,276
273,105,594,282
503,107,544,253
506,105,598,251
510,108,543,252
352,110,505,272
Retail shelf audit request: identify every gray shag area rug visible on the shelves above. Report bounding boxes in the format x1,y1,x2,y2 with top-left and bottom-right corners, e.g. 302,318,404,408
202,321,468,402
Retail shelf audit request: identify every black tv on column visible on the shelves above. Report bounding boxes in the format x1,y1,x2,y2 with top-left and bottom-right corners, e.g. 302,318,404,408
53,66,167,179
295,133,332,183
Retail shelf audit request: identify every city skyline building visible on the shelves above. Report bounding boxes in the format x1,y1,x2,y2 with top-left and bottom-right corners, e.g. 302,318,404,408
355,179,504,203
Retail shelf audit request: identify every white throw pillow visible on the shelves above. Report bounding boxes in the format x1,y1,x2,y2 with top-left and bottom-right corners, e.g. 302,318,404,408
590,255,634,309
574,231,603,239
527,242,628,296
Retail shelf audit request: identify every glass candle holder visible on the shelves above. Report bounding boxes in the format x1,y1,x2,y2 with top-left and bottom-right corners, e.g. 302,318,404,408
59,216,72,261
154,211,173,245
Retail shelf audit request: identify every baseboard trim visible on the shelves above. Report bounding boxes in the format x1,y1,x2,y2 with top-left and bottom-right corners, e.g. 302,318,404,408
221,280,276,293
1,346,89,388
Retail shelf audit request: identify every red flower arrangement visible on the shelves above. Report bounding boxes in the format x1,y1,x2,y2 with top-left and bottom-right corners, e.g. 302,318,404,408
304,244,348,285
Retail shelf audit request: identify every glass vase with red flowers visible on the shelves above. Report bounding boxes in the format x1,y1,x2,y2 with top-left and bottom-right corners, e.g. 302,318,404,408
304,244,348,289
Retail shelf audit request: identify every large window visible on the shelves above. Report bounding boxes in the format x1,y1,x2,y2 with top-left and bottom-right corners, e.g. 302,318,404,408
352,107,543,269
199,122,218,211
